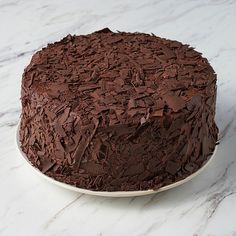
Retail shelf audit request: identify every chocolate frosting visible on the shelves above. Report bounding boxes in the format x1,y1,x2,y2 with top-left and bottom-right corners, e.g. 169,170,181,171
19,28,218,191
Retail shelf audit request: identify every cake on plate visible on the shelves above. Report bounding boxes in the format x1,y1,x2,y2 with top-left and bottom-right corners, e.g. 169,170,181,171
19,28,218,191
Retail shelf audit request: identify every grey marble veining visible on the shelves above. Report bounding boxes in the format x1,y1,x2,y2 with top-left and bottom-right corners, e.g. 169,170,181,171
0,0,236,235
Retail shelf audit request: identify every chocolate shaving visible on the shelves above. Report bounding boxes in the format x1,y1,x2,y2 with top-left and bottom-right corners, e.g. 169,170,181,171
73,118,99,167
78,84,100,92
81,162,105,176
163,92,186,112
95,28,112,34
41,159,55,173
59,107,71,123
128,98,136,110
151,109,163,117
166,161,181,175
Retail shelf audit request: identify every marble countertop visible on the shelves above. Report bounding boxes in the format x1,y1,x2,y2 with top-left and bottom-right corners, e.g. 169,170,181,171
1,0,236,235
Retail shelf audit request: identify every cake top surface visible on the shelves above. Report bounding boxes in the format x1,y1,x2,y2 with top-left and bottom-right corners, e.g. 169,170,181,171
22,28,216,127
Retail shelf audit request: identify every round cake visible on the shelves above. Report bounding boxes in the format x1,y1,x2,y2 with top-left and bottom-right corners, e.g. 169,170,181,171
19,28,218,191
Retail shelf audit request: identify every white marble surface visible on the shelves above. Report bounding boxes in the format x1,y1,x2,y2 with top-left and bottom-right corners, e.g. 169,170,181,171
0,0,236,235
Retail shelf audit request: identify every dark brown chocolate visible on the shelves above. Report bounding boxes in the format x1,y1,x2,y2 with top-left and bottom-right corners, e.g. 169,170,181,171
19,28,218,191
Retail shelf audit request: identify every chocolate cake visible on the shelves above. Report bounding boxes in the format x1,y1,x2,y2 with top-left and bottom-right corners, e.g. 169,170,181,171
19,28,218,191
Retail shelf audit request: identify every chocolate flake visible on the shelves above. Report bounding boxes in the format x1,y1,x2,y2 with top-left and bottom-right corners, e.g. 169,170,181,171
166,161,181,175
78,84,100,92
128,98,136,110
73,118,99,167
151,109,163,117
163,92,186,112
41,159,55,173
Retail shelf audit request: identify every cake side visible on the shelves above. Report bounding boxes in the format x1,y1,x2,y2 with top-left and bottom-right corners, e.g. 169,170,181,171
19,29,218,191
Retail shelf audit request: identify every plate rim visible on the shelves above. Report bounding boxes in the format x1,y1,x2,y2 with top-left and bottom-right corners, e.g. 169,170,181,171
16,123,218,197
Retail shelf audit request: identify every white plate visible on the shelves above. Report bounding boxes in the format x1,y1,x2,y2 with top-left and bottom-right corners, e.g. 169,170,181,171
16,124,217,197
